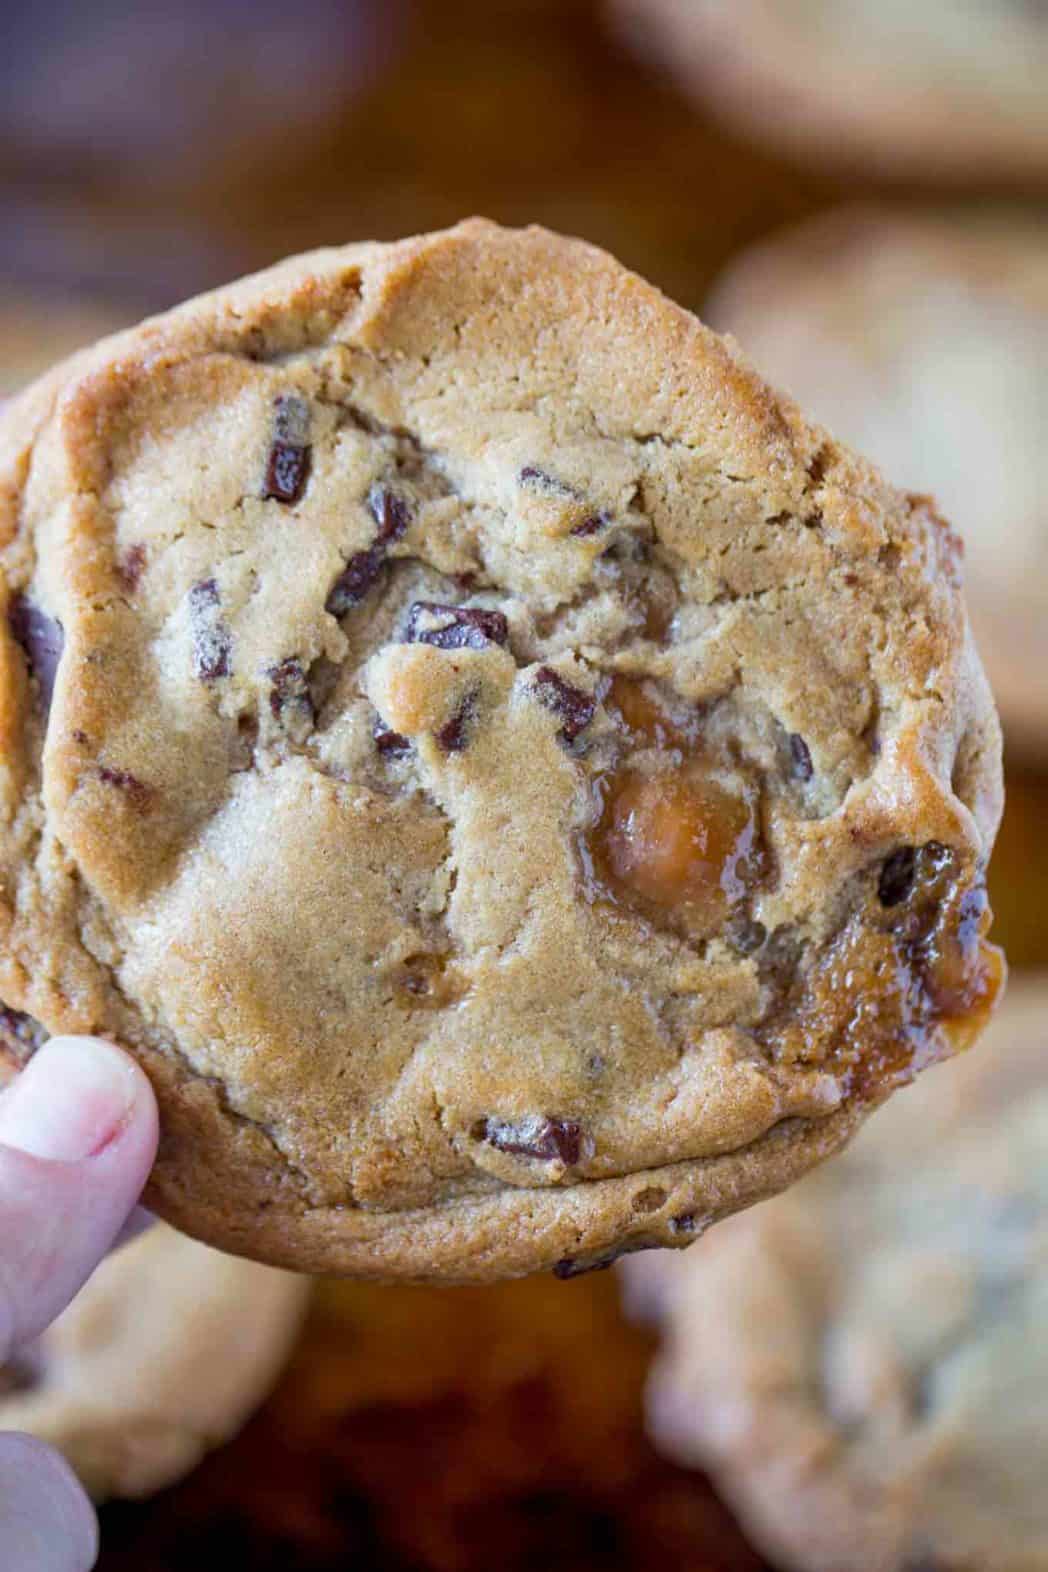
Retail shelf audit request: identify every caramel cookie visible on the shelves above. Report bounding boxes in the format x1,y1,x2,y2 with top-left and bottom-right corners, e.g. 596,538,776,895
0,220,1002,1279
612,0,1048,181
0,1224,307,1501
707,207,1048,753
623,977,1048,1572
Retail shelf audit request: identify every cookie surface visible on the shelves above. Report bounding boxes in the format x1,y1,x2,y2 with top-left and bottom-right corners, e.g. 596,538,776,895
612,0,1048,180
0,1223,307,1501
707,207,1048,753
622,977,1048,1572
0,220,1002,1279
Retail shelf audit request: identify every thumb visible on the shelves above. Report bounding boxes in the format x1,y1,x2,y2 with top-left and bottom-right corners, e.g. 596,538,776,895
0,1035,158,1351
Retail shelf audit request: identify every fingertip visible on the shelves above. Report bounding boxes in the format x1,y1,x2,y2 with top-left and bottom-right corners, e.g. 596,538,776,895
0,1433,98,1572
0,1035,157,1167
0,1039,159,1347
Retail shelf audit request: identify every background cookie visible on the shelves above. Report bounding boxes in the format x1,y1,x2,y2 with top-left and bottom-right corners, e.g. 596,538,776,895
621,977,1048,1572
611,0,1048,182
0,1223,308,1502
0,220,1002,1281
705,207,1048,753
0,291,128,397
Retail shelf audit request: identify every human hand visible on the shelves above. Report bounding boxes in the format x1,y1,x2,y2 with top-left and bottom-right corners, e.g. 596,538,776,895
0,1035,158,1570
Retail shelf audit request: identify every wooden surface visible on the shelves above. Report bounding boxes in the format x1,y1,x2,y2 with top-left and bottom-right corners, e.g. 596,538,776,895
0,2,1040,1566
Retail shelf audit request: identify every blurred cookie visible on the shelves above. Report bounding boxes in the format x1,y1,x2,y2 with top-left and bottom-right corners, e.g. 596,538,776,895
611,0,1048,181
622,976,1048,1572
0,290,128,394
707,207,1048,751
0,1224,308,1501
0,219,1001,1280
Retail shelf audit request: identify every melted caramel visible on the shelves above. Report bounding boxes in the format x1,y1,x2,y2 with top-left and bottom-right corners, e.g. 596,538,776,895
939,939,1005,1054
593,768,758,938
606,675,686,749
762,844,1005,1099
586,677,762,939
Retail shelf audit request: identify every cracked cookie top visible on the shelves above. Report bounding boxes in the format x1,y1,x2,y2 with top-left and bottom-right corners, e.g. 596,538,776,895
623,977,1048,1572
0,221,1003,1279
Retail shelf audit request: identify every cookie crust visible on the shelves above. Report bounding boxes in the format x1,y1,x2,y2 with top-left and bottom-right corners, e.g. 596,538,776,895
0,221,1002,1279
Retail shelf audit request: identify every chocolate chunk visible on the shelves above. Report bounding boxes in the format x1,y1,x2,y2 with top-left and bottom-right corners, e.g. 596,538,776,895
478,1115,584,1166
878,846,917,907
262,396,312,504
729,916,767,955
116,543,147,590
98,766,153,811
188,578,232,682
264,443,311,505
8,595,64,713
374,722,411,757
436,694,475,755
518,465,575,497
325,487,413,618
788,732,813,782
0,1004,47,1070
552,1255,616,1280
404,602,509,652
569,511,610,539
267,658,314,742
325,546,385,616
554,1238,662,1278
367,485,411,545
189,578,220,610
532,667,595,743
667,1212,702,1237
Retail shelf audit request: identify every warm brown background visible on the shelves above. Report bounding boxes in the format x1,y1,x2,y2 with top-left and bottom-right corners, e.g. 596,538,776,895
1,1,1041,1566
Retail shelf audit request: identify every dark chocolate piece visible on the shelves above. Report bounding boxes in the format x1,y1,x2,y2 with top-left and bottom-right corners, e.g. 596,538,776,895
267,658,314,741
262,395,312,505
188,578,231,682
532,667,595,743
788,732,813,782
879,846,918,908
404,602,508,652
8,595,64,713
325,487,413,617
478,1116,583,1166
374,722,411,757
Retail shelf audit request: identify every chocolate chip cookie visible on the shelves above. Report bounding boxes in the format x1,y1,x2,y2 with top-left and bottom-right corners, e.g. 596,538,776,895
612,0,1048,181
0,220,1003,1279
707,207,1048,753
623,976,1048,1572
0,1223,307,1501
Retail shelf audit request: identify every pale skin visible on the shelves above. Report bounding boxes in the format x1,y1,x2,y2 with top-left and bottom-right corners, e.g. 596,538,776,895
0,1035,158,1571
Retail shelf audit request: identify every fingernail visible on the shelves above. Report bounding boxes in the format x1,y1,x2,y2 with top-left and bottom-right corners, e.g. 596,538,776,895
0,1036,138,1162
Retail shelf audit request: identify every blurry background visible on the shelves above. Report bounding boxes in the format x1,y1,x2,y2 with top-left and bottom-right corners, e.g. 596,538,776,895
1,1,1044,1566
